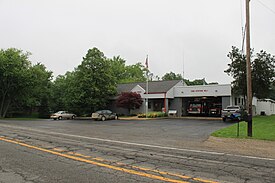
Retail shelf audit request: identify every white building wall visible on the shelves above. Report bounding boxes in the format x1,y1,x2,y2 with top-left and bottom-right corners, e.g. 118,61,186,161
167,80,185,98
167,88,174,98
256,100,275,116
130,85,146,114
131,85,145,97
174,84,231,97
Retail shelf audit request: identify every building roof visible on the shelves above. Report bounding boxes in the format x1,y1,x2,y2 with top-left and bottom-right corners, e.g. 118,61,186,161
117,80,183,94
257,99,275,103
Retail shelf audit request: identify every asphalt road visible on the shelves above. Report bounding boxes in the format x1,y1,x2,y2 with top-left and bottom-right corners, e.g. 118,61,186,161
0,118,274,183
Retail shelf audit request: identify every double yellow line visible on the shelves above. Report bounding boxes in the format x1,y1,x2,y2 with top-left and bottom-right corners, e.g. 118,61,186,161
0,136,218,183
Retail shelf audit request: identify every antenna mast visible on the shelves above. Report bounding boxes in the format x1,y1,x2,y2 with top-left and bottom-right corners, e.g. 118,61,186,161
182,49,185,80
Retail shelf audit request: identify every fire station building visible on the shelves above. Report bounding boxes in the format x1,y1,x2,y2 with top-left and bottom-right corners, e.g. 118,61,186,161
112,80,232,117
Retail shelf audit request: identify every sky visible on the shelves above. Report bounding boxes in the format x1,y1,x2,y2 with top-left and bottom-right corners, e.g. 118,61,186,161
1,0,275,84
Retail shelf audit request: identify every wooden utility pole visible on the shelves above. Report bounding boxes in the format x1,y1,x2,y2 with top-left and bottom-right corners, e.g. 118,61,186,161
246,0,253,137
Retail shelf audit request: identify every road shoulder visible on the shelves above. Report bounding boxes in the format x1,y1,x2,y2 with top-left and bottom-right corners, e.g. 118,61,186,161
204,136,275,159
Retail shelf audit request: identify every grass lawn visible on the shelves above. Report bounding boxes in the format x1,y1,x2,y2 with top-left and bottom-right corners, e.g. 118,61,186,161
211,115,275,141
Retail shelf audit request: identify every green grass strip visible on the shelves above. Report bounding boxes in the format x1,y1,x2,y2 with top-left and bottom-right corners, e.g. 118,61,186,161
211,115,275,141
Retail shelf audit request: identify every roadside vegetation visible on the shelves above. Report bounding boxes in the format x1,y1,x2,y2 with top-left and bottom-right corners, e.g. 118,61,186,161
212,115,275,141
0,48,147,118
138,112,167,118
225,46,275,102
1,46,274,119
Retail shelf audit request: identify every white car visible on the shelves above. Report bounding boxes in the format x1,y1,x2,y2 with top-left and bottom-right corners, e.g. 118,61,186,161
50,111,76,120
221,106,243,122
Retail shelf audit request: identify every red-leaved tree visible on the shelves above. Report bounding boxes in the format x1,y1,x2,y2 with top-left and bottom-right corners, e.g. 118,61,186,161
116,92,143,114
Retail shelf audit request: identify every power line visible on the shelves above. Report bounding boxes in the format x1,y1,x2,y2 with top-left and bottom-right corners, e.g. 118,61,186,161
241,24,246,54
255,0,275,15
240,0,246,54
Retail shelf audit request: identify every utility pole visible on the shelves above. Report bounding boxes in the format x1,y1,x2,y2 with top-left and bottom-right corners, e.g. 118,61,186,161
145,55,149,119
246,0,253,137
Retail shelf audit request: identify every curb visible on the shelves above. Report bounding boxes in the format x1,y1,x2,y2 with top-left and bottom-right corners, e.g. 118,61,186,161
119,116,222,121
75,116,222,121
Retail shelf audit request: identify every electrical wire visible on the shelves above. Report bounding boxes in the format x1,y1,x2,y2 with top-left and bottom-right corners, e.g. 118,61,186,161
240,0,246,54
241,24,246,54
255,0,275,15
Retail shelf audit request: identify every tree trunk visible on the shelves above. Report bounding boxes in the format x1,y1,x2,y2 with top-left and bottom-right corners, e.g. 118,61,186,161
128,108,131,116
0,91,7,117
243,94,246,109
2,99,11,118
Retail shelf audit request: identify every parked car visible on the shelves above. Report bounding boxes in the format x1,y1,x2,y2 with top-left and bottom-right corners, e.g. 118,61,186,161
50,111,76,120
221,106,243,122
91,110,118,121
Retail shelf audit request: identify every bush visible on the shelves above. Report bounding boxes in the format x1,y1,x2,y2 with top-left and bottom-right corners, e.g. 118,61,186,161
138,112,167,118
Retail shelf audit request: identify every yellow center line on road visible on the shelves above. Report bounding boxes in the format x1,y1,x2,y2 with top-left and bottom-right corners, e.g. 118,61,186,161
0,136,219,183
67,151,92,158
115,162,192,180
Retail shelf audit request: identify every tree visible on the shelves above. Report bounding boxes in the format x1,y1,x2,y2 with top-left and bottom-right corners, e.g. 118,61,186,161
109,56,127,83
162,72,183,81
252,50,275,99
270,83,275,100
69,47,117,115
50,72,74,112
225,46,275,101
122,63,147,83
0,48,32,118
24,63,53,118
116,92,143,114
184,79,208,85
224,46,247,98
161,72,213,85
109,57,147,83
50,49,147,115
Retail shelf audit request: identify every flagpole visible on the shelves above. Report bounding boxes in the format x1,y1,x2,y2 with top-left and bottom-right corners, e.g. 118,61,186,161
145,55,149,119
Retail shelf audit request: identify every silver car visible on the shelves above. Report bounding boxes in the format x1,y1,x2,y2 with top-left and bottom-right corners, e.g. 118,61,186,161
50,111,76,120
91,110,118,121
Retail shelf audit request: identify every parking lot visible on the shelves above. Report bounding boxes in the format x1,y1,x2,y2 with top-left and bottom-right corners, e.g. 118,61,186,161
0,118,231,149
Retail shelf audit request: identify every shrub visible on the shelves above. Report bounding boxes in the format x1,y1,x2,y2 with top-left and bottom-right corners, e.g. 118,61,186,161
138,112,167,118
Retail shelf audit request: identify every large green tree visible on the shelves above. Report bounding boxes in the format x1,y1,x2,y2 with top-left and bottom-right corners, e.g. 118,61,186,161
109,56,147,83
109,56,128,82
225,46,275,100
162,72,183,81
70,47,117,114
184,79,208,85
49,72,74,112
0,48,32,117
225,46,247,98
21,63,53,118
124,63,147,83
50,48,148,115
161,72,211,85
252,50,275,99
